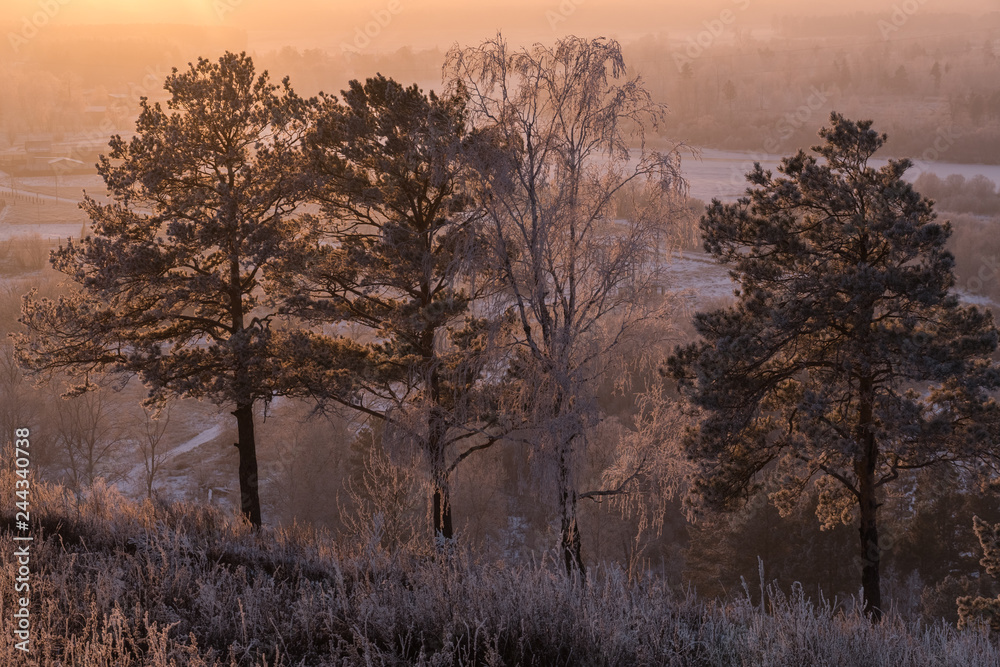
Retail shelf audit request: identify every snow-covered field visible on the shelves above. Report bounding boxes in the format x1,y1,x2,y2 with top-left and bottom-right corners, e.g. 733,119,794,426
661,249,736,305
684,148,1000,203
119,420,228,500
661,249,1000,311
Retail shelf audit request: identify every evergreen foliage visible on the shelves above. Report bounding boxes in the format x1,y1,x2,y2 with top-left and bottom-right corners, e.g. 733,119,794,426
958,515,1000,631
14,53,317,527
278,74,502,543
668,112,1000,621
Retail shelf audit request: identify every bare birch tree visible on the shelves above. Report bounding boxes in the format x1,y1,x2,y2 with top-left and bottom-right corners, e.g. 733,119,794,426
446,34,686,575
0,341,38,462
134,404,171,499
50,387,129,492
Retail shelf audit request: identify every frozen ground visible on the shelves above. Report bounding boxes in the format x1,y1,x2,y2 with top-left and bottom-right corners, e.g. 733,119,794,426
661,249,736,306
120,421,227,499
661,249,1000,311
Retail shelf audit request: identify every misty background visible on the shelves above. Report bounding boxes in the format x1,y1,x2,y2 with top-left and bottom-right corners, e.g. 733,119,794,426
2,0,1000,631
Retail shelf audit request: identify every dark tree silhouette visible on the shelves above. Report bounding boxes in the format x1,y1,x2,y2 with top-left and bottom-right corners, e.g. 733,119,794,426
279,75,502,543
15,52,316,527
668,113,1000,621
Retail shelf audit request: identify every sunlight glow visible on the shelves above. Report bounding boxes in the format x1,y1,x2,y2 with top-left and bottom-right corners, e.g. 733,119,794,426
0,0,220,24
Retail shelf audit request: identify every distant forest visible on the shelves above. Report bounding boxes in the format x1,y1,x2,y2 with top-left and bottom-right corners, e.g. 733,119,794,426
2,13,1000,163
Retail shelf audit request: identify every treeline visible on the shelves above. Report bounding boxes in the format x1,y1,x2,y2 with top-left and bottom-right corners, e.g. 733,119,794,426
626,15,1000,163
914,172,1000,217
9,37,1000,636
8,12,1000,168
909,172,1000,305
12,39,692,580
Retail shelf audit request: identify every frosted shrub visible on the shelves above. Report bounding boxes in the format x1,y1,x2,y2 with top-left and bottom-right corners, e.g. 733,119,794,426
2,470,1000,665
958,516,1000,632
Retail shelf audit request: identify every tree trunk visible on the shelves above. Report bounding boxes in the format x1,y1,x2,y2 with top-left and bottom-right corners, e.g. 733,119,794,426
429,406,453,542
432,483,453,542
558,444,585,578
857,447,881,622
423,315,455,545
232,403,262,528
560,491,584,577
856,378,882,622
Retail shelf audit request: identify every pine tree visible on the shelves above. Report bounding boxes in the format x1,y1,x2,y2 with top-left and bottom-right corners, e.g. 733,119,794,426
278,75,501,543
15,53,317,527
668,113,1000,621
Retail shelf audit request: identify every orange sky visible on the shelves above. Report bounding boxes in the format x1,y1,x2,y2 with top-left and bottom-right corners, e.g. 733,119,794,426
0,0,996,52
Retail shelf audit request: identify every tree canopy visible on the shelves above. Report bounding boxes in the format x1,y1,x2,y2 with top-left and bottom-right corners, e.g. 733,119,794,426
16,52,317,527
668,112,1000,620
277,73,502,542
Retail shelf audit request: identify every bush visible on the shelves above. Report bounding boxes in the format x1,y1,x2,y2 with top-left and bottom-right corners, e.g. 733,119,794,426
0,235,51,275
3,472,1000,665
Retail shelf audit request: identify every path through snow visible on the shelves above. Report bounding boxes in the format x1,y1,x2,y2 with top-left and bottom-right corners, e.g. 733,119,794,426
121,421,226,495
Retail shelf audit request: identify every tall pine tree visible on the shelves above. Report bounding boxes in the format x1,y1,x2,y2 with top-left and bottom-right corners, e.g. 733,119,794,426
16,53,317,527
668,113,1000,620
278,75,501,543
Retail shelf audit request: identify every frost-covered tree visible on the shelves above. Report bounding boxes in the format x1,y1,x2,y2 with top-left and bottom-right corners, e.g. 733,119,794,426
278,75,503,543
668,113,1000,621
133,404,171,500
50,387,129,492
15,52,316,527
0,341,38,461
446,34,685,575
958,515,1000,631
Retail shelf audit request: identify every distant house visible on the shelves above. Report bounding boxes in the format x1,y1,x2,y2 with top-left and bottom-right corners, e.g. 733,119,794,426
24,140,55,172
48,157,86,176
3,140,95,176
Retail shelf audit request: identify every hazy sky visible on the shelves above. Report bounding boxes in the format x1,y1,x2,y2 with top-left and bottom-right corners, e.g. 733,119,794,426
1,0,997,53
